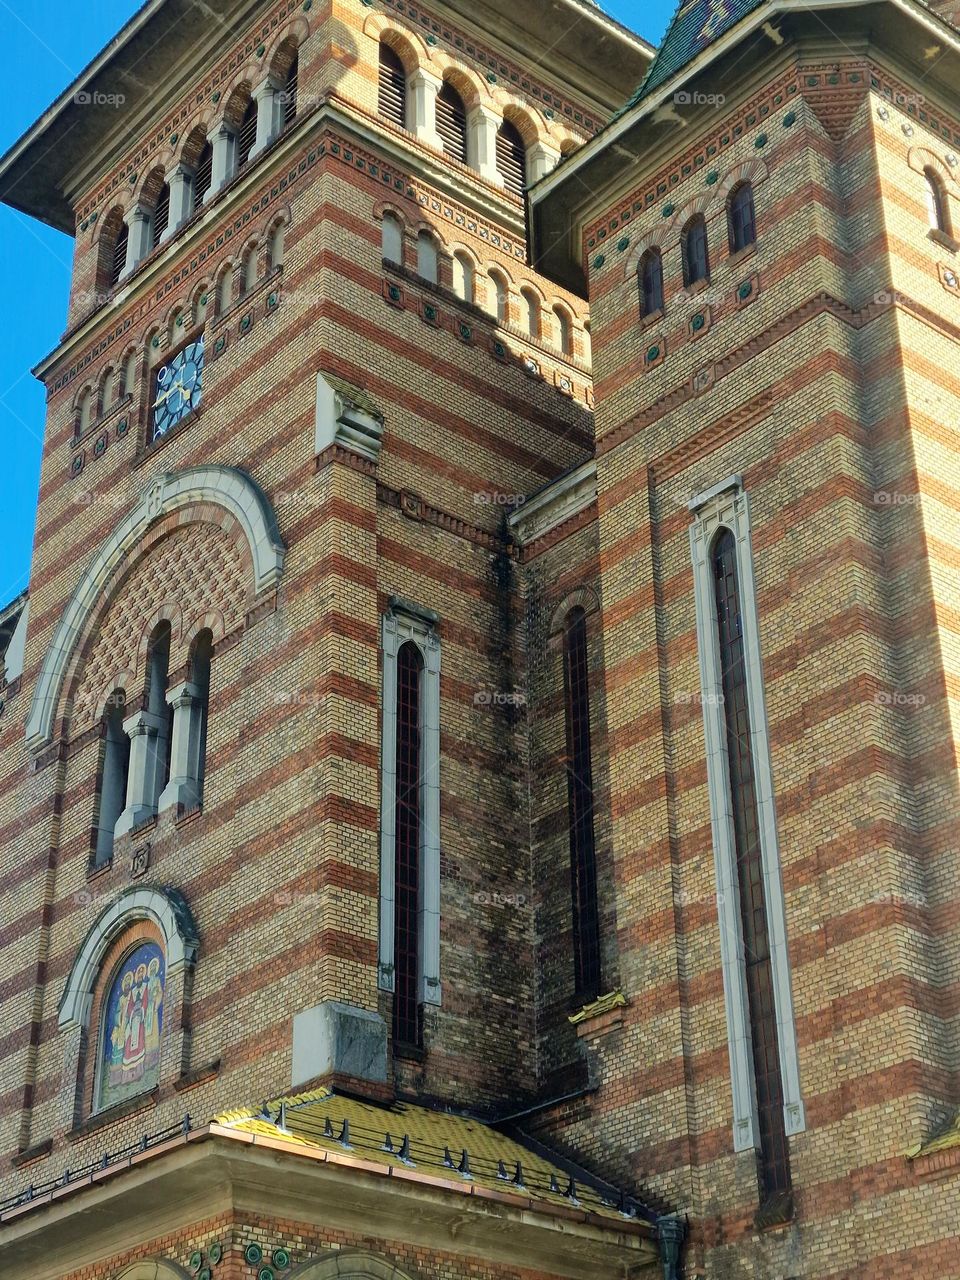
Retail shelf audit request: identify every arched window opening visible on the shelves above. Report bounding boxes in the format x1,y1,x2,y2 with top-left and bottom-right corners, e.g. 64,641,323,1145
111,221,129,287
268,222,285,272
554,305,573,356
682,213,710,287
394,640,424,1048
711,527,792,1201
496,119,526,196
144,622,174,812
241,245,258,295
521,287,540,338
924,167,950,234
452,251,474,304
489,269,509,324
152,183,171,249
639,247,664,318
77,388,93,435
192,630,213,803
193,290,209,326
378,42,407,127
217,265,234,315
382,213,403,265
93,690,129,866
94,938,165,1112
237,98,258,168
436,81,468,164
728,182,757,254
283,51,299,127
121,350,137,398
562,608,600,1001
193,141,213,205
416,231,438,284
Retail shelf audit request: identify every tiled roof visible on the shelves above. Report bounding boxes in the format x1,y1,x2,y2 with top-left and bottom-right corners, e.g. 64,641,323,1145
621,0,767,110
215,1088,643,1224
906,1110,960,1158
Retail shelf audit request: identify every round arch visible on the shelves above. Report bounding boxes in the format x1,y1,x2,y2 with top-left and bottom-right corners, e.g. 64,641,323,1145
25,465,285,753
58,886,198,1031
113,1264,191,1280
289,1251,420,1279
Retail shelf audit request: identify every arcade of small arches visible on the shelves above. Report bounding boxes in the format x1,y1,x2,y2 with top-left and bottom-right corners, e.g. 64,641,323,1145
111,1252,425,1279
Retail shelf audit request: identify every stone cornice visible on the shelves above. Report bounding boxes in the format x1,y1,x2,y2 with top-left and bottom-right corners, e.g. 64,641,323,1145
508,461,597,548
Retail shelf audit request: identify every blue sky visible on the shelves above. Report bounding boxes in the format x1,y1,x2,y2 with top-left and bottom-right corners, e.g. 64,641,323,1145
0,0,674,606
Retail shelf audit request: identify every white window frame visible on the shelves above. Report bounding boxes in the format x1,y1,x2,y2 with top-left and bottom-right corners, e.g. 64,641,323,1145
377,598,441,1009
689,475,805,1152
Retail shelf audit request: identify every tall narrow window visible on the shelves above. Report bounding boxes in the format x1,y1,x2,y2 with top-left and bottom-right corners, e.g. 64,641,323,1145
382,214,403,265
268,222,284,272
283,52,299,127
563,608,600,1001
193,142,213,204
728,182,757,254
521,287,540,338
144,622,173,811
436,81,468,164
554,305,573,356
217,265,233,315
496,120,526,196
121,350,137,397
237,99,258,167
452,251,474,304
111,221,129,287
93,691,130,866
639,247,664,317
924,167,950,234
77,389,93,435
152,183,170,249
682,213,710,286
241,246,258,295
393,641,423,1047
416,231,438,284
192,630,213,802
489,270,509,324
690,479,804,1214
378,43,407,127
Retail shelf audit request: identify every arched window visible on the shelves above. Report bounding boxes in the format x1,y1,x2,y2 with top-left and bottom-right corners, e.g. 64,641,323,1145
489,269,509,324
282,50,299,127
452,251,474,304
121,350,137,398
521,287,540,338
378,42,407,127
382,213,403,265
111,220,129,287
193,289,209,326
394,640,424,1048
193,141,213,205
191,630,213,803
711,527,791,1200
562,607,600,1001
217,265,234,315
241,245,259,295
924,167,950,234
237,98,258,168
268,222,284,272
436,81,468,164
94,938,165,1112
93,690,130,866
416,231,439,284
77,388,94,435
728,182,757,254
144,622,174,812
152,182,171,249
554,305,573,356
639,247,664,318
496,120,526,196
682,213,710,287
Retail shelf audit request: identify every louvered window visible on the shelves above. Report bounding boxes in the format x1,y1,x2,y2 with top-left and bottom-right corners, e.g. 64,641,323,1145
496,120,526,196
639,248,664,317
436,82,467,164
111,222,128,286
712,529,792,1200
378,43,407,127
283,54,298,127
393,641,423,1048
563,607,600,1001
152,184,170,249
728,183,757,254
194,143,212,204
237,100,258,167
682,214,710,286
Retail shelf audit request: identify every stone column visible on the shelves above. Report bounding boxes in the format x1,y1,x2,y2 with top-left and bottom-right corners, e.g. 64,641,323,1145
408,68,443,148
121,205,152,279
526,140,561,184
468,105,504,185
115,708,165,835
163,163,195,240
158,681,202,814
250,76,281,158
203,122,237,203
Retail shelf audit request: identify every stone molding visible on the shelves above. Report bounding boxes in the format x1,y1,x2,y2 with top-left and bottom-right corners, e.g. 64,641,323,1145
507,461,597,548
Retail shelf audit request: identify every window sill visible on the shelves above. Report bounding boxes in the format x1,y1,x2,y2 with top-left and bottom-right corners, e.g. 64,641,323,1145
68,1088,158,1141
754,1188,795,1232
174,802,204,829
393,1041,426,1063
640,308,664,329
928,227,959,253
173,1058,221,1093
72,394,133,451
728,241,758,269
86,855,114,882
11,1139,52,1169
681,276,711,297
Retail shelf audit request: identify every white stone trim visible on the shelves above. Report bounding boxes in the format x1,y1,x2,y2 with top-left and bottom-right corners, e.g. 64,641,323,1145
689,482,805,1152
25,466,284,754
57,886,198,1030
378,600,441,1007
508,461,597,547
315,373,384,464
4,598,27,682
291,1253,418,1280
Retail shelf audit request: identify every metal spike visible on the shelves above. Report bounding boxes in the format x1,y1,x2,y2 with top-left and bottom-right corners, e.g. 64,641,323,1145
323,1117,334,1139
443,1146,455,1168
383,1132,395,1153
182,1113,191,1136
259,1098,272,1121
398,1133,412,1163
458,1148,472,1178
101,1153,109,1169
338,1118,351,1148
61,1169,70,1186
564,1177,578,1202
512,1160,525,1187
496,1159,508,1180
549,1172,560,1194
140,1134,148,1151
277,1102,288,1131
